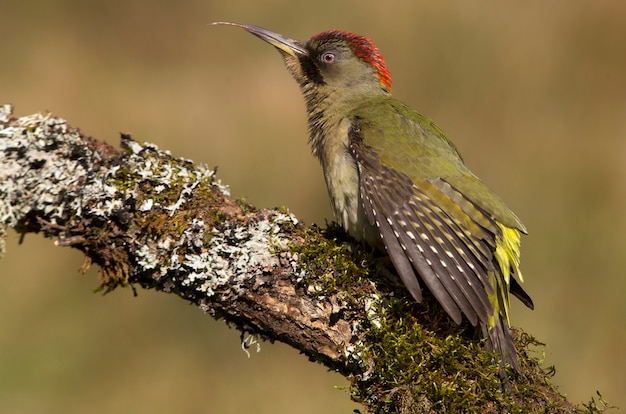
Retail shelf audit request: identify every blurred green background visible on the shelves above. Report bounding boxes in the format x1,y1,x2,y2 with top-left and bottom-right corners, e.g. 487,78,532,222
1,1,625,412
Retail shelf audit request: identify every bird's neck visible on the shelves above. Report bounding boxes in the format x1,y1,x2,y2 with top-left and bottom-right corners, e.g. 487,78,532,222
303,87,342,159
300,84,386,160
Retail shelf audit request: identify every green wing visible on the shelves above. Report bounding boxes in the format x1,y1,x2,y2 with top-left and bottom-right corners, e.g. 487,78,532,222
350,97,526,233
348,97,532,368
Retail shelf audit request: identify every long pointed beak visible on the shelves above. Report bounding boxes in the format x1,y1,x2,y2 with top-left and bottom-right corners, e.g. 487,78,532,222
212,22,307,57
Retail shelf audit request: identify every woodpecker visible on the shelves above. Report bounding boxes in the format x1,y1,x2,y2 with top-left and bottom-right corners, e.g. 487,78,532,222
214,22,533,371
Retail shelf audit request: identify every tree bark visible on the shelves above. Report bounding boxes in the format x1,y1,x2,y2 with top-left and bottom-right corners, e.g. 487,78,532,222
0,105,587,413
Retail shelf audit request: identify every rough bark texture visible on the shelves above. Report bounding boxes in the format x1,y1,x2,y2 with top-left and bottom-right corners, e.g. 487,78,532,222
0,105,597,413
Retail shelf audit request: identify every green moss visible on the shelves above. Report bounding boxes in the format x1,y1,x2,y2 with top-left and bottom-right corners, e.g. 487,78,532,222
109,162,134,192
292,222,581,412
357,305,505,412
291,223,378,303
578,392,616,414
235,197,255,215
355,311,581,412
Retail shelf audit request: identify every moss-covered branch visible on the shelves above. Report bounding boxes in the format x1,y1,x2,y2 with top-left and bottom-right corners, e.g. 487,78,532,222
0,105,600,413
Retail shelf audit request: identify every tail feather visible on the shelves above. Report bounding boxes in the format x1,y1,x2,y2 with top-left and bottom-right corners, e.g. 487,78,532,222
483,316,519,372
510,277,534,310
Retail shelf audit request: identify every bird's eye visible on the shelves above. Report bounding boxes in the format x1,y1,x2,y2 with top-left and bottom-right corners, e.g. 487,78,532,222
320,52,335,63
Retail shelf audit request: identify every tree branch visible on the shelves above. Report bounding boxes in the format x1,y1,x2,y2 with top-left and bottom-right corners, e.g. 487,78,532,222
0,105,591,413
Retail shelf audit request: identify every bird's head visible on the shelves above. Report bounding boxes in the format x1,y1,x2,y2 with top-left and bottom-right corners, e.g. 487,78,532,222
214,22,392,99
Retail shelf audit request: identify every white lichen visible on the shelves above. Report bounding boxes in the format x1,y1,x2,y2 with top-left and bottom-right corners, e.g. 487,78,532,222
0,107,133,232
173,212,300,298
0,106,303,307
136,244,159,270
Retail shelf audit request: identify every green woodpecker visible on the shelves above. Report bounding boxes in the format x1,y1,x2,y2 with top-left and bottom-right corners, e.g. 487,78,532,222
215,22,533,371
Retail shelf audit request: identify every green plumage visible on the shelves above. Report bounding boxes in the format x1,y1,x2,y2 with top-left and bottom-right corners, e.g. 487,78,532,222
217,22,533,372
348,97,531,370
350,97,525,233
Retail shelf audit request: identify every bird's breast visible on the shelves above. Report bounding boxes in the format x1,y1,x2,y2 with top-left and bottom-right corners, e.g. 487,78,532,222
318,118,381,247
